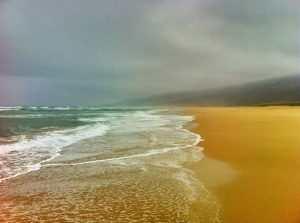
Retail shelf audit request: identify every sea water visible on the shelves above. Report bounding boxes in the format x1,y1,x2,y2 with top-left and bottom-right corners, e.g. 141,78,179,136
0,107,221,222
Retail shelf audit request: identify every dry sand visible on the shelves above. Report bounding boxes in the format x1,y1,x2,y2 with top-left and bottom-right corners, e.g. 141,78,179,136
186,107,300,223
2,106,300,223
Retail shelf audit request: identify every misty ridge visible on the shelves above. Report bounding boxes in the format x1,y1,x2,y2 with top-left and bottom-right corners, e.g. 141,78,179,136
1,0,300,106
132,75,300,106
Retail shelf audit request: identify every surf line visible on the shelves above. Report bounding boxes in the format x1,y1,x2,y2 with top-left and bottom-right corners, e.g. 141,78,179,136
43,146,189,167
44,143,203,167
43,117,203,168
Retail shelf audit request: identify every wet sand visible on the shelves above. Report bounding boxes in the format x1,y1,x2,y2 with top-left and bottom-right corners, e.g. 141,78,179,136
0,114,220,223
0,157,192,222
3,106,300,222
187,107,300,223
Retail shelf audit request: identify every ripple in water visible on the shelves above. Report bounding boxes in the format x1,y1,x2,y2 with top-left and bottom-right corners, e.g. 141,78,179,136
0,108,222,222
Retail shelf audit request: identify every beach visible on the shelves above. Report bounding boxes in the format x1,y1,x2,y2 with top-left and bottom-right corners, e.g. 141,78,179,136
1,106,300,222
186,106,300,223
0,107,220,222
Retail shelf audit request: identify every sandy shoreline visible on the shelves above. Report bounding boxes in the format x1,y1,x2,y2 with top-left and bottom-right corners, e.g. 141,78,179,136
186,106,300,223
2,106,300,222
0,110,215,223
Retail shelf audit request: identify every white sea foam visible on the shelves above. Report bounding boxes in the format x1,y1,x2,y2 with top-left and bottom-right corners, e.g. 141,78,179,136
44,115,202,167
0,122,109,183
44,145,186,167
0,123,109,155
51,107,72,110
27,106,72,111
0,114,52,118
78,117,107,122
0,106,22,111
0,109,203,186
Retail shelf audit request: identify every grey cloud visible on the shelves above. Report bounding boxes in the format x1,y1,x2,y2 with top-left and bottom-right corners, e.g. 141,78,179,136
1,0,299,105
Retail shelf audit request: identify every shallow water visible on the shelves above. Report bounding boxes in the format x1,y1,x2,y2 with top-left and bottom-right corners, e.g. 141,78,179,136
0,107,221,222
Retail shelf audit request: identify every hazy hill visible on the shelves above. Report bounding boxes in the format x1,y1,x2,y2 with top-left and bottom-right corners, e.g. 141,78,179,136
140,75,300,106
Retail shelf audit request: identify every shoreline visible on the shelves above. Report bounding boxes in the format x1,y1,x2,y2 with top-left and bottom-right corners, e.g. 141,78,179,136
185,106,300,223
3,106,300,222
1,109,214,222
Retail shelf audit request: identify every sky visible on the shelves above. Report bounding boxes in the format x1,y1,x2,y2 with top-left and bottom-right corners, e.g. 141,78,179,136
0,0,299,105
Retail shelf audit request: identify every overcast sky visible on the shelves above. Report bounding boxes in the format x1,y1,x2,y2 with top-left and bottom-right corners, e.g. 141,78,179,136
0,0,299,105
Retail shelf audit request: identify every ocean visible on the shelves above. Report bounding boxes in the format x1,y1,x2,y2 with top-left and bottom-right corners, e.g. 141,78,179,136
0,107,220,222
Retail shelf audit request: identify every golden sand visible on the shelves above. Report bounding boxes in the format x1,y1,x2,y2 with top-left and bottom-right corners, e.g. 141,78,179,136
2,107,300,222
187,107,300,223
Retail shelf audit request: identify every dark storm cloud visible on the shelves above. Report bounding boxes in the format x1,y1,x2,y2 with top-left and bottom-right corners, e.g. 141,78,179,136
1,0,299,105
